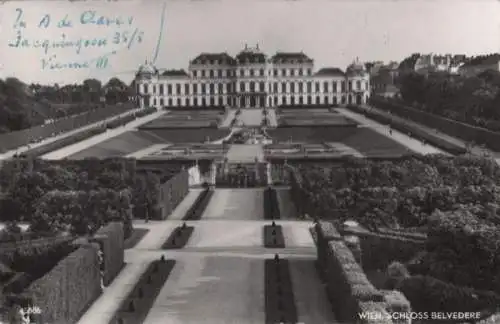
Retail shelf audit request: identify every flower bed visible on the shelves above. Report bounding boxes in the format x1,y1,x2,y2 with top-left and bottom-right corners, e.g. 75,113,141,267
182,188,213,221
264,256,298,324
160,224,194,249
110,258,176,324
263,224,285,248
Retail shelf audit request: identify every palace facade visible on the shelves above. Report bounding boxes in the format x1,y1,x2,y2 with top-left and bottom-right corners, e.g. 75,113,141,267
134,44,370,109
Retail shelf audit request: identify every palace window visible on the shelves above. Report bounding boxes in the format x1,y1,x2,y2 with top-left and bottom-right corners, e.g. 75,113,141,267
209,83,215,94
250,81,255,92
209,70,214,78
159,98,164,106
177,98,181,106
210,97,215,106
307,82,312,93
349,81,353,91
167,84,172,94
323,81,329,93
193,84,198,94
282,96,287,105
260,82,265,92
281,69,286,77
159,84,164,95
260,69,265,76
307,96,312,105
333,96,337,105
240,82,245,92
193,97,198,106
273,83,278,93
240,69,244,77
291,69,295,77
299,96,303,105
315,82,320,93
168,98,172,106
291,96,295,106
273,69,278,77
307,68,312,76
201,98,206,106
274,97,278,106
184,84,189,95
250,69,254,77
290,83,295,93
341,81,346,92
315,96,320,104
298,82,303,93
152,97,157,106
324,96,329,104
193,70,197,78
218,70,222,78
332,81,337,92
299,69,303,76
356,80,361,90
281,82,286,93
218,84,223,94
201,84,206,94
176,84,181,95
201,70,206,77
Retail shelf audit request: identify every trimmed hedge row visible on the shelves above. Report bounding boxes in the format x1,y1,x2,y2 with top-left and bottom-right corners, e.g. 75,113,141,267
134,107,157,118
264,257,298,324
92,222,124,286
346,105,467,155
370,97,500,152
162,170,189,220
161,225,194,249
263,187,280,220
20,125,107,158
325,240,387,322
314,222,343,279
24,243,102,324
0,103,136,153
106,114,136,129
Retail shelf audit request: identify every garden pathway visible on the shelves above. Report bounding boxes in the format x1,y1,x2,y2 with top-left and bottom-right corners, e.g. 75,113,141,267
336,108,447,155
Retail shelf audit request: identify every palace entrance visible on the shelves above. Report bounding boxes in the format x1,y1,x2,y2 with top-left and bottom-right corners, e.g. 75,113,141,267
236,94,267,109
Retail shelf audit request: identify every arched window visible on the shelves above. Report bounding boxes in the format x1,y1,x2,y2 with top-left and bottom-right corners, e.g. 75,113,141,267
193,98,198,106
291,96,295,106
282,96,287,105
315,96,320,104
260,69,265,76
177,98,181,106
240,82,245,92
307,82,312,93
209,83,215,94
250,81,255,92
307,96,312,105
323,82,329,93
274,97,278,106
281,82,287,93
298,82,303,93
209,70,214,78
273,83,278,93
260,82,265,92
299,96,303,105
201,98,206,106
324,96,329,104
201,84,206,94
210,97,215,106
290,83,295,93
168,98,173,106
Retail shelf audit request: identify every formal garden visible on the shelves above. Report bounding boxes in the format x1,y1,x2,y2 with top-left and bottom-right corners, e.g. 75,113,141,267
288,154,500,322
0,157,192,323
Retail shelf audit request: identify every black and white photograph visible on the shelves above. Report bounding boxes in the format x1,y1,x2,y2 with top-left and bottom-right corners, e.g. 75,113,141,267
0,0,500,323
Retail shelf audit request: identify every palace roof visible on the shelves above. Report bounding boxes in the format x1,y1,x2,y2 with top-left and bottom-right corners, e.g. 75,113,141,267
161,69,189,77
235,50,267,64
314,68,345,77
191,53,237,65
269,52,313,64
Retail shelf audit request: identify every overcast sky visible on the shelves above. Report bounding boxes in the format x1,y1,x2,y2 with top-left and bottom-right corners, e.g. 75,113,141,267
0,0,499,85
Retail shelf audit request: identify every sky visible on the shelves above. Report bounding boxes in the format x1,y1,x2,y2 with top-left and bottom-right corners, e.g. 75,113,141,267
0,0,499,85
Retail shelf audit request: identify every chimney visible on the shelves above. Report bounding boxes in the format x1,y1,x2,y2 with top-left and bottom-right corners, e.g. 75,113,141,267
256,43,259,50
245,43,248,50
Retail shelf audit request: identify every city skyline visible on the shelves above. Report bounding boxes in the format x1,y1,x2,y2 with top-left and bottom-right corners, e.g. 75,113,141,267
1,0,498,85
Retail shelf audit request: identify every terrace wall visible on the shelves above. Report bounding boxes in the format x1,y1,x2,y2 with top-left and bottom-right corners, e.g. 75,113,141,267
370,96,500,151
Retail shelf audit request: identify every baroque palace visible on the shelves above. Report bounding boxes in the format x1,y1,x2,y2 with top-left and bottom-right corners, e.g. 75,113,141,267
135,44,370,109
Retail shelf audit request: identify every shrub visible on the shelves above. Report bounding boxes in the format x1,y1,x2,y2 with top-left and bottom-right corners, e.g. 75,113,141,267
24,244,101,324
357,302,393,324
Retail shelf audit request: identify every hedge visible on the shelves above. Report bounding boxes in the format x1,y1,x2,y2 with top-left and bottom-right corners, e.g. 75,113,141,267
134,107,157,118
24,243,102,324
20,125,107,158
160,170,189,220
106,114,136,129
0,103,135,153
91,222,124,286
314,221,343,276
357,301,393,324
324,240,385,322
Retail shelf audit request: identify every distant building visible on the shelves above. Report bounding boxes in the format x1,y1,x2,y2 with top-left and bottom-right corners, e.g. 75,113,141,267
414,53,467,75
370,61,400,98
458,54,500,77
134,44,370,109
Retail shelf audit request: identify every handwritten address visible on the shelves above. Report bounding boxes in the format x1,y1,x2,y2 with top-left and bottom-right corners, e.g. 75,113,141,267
7,8,146,71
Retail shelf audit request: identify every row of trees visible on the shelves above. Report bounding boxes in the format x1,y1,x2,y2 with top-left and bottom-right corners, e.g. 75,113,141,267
0,158,164,239
291,155,500,292
0,77,136,133
397,69,500,131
